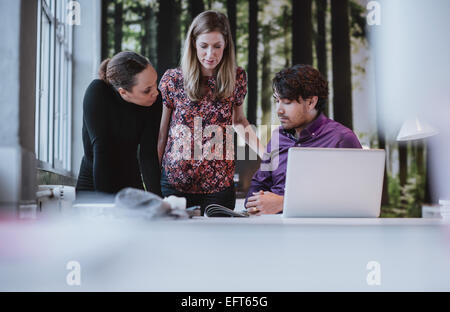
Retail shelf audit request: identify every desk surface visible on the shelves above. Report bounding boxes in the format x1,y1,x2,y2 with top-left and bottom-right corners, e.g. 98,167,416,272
193,214,448,225
1,213,450,291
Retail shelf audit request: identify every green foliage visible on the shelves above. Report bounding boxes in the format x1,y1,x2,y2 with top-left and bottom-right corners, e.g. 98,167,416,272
236,0,249,69
380,173,403,217
381,163,426,218
387,172,401,208
105,0,158,58
399,174,424,217
349,0,366,41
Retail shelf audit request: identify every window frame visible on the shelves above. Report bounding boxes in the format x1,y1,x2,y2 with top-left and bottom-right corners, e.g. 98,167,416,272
35,0,74,177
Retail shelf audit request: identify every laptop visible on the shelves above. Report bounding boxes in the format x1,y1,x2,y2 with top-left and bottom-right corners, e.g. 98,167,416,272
282,148,385,218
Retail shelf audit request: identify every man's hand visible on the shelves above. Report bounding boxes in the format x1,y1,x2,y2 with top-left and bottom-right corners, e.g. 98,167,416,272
245,190,284,215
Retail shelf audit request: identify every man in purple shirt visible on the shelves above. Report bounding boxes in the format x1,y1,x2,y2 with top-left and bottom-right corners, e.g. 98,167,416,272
245,64,361,214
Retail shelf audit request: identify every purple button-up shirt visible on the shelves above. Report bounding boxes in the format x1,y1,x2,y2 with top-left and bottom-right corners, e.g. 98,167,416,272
245,113,362,204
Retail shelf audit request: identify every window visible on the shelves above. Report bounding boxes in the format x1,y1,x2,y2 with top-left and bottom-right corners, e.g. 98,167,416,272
35,0,73,174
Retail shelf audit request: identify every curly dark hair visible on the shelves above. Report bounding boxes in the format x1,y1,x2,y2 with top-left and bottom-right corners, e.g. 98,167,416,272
272,64,329,114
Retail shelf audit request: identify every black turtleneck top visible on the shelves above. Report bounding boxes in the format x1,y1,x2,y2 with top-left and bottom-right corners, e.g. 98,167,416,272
76,79,162,195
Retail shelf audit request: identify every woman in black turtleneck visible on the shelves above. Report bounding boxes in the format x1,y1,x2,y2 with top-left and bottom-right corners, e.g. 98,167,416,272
76,51,162,195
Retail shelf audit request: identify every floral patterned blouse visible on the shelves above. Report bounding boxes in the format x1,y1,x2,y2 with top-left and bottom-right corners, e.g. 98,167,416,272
159,67,247,194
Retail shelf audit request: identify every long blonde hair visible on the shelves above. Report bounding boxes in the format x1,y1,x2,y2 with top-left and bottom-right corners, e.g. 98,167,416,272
181,10,236,102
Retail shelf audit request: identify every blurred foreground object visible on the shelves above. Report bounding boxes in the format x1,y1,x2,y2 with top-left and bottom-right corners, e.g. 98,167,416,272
36,185,76,214
115,188,189,220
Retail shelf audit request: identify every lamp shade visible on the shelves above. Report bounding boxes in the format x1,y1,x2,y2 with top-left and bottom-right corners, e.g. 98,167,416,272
396,117,439,141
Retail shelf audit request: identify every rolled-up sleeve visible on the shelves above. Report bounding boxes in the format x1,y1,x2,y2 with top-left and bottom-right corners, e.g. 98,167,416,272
244,149,273,206
245,169,273,205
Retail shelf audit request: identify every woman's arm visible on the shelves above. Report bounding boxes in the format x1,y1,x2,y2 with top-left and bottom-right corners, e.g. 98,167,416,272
140,126,162,196
83,80,115,192
232,104,266,159
157,105,172,166
139,99,163,196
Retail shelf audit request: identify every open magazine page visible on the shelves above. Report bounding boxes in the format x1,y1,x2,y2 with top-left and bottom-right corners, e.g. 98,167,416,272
204,204,250,218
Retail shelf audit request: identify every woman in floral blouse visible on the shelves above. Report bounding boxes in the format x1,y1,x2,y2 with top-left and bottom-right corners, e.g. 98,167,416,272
158,11,264,214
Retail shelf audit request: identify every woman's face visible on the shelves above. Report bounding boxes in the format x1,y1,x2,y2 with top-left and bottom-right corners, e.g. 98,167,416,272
195,31,226,76
119,65,159,107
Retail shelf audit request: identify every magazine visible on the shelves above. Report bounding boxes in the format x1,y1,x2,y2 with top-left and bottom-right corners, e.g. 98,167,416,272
204,204,250,218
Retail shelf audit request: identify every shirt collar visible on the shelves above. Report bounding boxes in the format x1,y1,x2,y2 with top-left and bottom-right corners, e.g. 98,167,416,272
201,73,217,85
282,113,327,141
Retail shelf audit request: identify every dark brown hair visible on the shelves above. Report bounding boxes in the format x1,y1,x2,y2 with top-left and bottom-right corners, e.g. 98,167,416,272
272,64,329,114
99,51,151,91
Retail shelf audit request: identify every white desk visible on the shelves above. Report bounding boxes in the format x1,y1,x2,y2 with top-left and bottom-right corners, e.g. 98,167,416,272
1,213,450,291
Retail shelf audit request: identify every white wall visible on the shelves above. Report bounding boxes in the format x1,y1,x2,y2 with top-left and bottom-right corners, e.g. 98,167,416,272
372,0,450,201
0,0,37,204
71,0,102,177
0,1,21,147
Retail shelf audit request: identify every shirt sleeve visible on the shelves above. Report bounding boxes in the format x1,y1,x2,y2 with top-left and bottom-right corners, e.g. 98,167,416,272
82,80,115,192
233,67,247,107
337,131,362,148
244,144,273,207
245,169,273,206
158,69,176,110
139,96,163,197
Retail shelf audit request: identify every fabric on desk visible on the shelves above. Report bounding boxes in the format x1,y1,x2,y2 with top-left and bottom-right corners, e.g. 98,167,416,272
245,113,362,206
114,188,189,220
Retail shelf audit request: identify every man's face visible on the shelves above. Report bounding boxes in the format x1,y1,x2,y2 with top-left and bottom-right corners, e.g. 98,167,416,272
275,95,315,130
